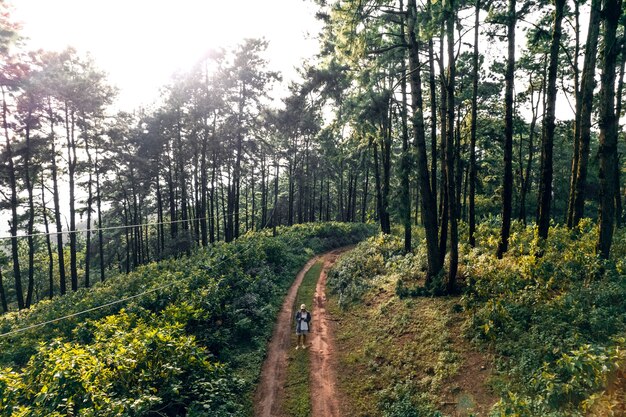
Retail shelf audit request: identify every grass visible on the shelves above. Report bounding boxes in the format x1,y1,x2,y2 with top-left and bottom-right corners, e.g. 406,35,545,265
282,260,323,417
327,269,495,417
327,273,454,416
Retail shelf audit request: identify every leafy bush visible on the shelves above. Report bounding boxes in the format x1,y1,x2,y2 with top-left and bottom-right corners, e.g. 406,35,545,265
378,381,442,417
461,221,626,415
0,222,375,416
327,233,404,306
1,311,241,416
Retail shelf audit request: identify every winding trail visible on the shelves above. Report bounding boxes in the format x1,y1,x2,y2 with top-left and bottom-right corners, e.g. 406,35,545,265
254,248,348,417
309,249,344,417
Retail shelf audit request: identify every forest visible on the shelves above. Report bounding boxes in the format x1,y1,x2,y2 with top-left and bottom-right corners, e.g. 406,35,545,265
1,0,626,415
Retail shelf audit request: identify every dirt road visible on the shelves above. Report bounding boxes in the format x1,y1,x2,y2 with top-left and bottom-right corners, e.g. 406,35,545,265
309,250,344,417
254,248,347,417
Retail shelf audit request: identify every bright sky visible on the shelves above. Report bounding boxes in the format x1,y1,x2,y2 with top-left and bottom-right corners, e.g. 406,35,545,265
12,0,323,111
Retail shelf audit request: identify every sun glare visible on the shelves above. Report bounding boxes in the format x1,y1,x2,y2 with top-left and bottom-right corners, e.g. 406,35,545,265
12,0,321,110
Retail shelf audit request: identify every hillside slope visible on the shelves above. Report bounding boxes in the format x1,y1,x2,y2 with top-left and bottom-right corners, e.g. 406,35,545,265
0,222,375,416
326,223,626,417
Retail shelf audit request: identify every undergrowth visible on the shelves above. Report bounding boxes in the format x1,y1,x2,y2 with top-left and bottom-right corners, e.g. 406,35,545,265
0,222,375,416
327,232,467,417
327,220,626,416
462,219,626,416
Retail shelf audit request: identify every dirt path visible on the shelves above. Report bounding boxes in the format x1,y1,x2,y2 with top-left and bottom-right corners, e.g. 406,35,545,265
254,248,348,417
254,256,319,417
309,249,344,417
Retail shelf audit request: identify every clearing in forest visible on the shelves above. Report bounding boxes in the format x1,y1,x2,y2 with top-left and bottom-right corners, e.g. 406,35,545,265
255,246,496,417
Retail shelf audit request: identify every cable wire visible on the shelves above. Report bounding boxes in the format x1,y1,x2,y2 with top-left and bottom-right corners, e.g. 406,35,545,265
0,207,283,339
0,206,264,240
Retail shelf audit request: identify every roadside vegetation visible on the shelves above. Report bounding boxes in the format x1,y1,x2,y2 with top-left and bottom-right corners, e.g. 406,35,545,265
327,221,626,417
0,222,374,416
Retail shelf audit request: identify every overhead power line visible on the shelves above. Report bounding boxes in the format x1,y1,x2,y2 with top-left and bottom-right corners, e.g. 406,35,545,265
0,207,283,339
0,206,264,241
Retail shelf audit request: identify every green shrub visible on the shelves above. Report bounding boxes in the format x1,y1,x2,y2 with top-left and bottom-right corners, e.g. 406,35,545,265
0,222,376,416
327,233,403,307
378,381,442,417
461,221,626,416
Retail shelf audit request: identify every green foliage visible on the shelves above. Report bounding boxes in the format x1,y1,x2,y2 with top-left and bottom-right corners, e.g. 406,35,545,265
1,311,240,416
326,233,469,417
0,222,375,416
327,233,405,307
461,221,626,416
378,382,443,417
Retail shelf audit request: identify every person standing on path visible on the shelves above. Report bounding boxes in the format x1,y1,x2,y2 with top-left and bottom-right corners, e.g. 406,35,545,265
295,303,311,349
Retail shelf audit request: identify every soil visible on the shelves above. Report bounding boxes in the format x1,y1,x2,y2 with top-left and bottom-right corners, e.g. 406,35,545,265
440,320,498,417
254,248,496,417
253,256,319,417
254,248,348,417
309,249,345,417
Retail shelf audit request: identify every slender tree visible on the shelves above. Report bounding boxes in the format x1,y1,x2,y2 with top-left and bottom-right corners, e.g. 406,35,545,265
596,0,622,258
407,0,441,281
537,0,566,242
496,0,516,258
570,0,601,227
469,0,480,247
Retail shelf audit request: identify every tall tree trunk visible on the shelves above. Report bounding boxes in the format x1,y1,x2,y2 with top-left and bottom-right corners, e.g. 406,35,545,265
200,126,209,246
176,113,189,239
123,198,131,273
572,0,601,226
65,104,78,292
288,157,295,226
407,0,441,282
42,172,54,298
96,147,106,282
251,165,256,230
400,9,412,251
437,20,449,268
469,0,480,247
167,145,178,240
351,171,356,222
496,0,516,258
537,0,565,242
83,124,94,288
566,0,582,228
445,0,459,291
225,170,231,241
518,69,543,223
427,0,438,203
362,151,370,223
317,169,322,222
596,0,622,258
156,174,164,257
273,162,279,235
326,177,331,221
311,166,316,222
261,155,268,228
381,94,392,234
210,149,218,242
373,140,385,231
2,85,23,309
298,161,305,224
613,34,626,227
0,265,7,313
46,98,67,295
129,169,140,266
24,110,36,307
438,178,449,267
